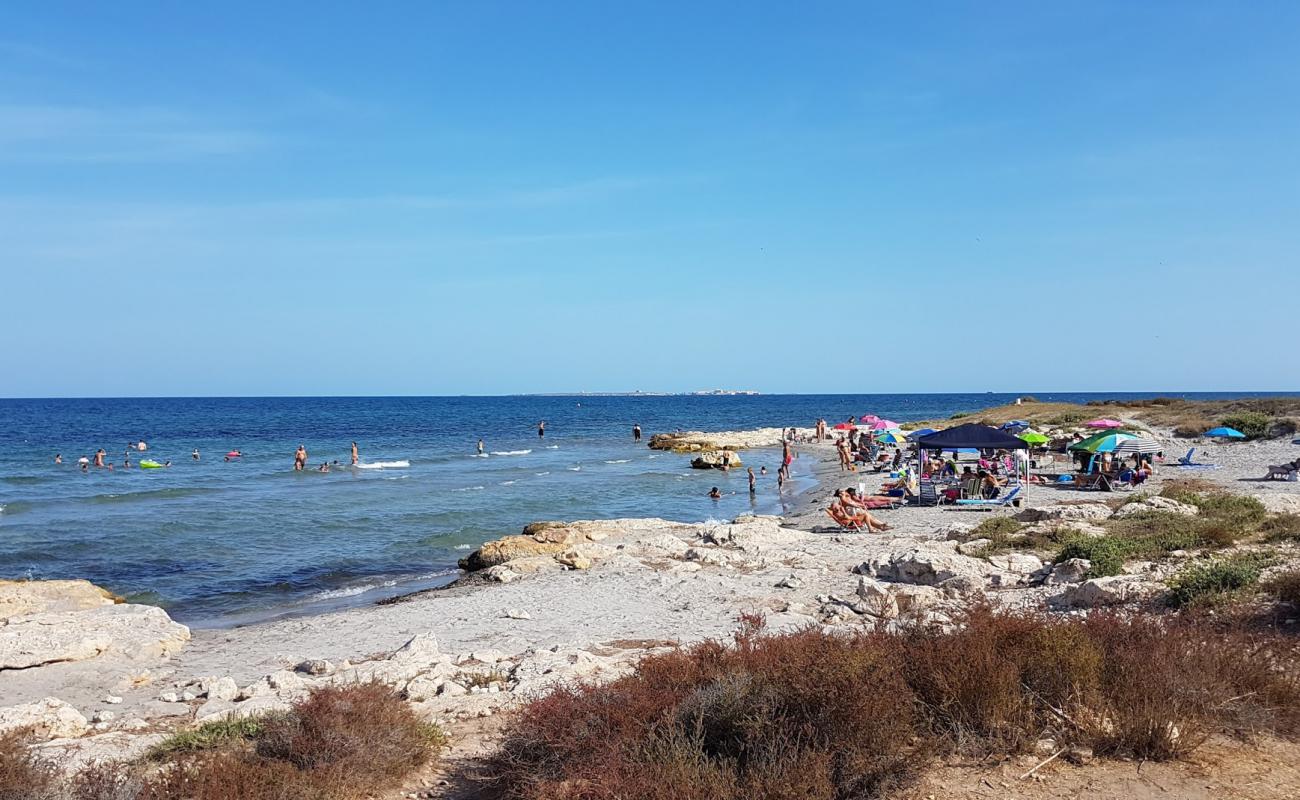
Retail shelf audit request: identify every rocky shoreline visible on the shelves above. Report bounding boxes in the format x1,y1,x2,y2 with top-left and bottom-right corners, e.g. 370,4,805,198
4,422,1300,779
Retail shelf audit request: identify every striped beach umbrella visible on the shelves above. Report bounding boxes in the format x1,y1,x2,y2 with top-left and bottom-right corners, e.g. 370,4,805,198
1113,437,1161,455
1068,431,1139,454
875,430,908,444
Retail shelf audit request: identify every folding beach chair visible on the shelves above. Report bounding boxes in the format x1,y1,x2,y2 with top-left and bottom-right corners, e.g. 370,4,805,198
953,484,1021,511
915,480,942,507
1177,448,1219,470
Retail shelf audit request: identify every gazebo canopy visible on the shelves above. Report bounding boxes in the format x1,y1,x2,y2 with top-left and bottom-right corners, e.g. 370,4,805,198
915,423,1029,450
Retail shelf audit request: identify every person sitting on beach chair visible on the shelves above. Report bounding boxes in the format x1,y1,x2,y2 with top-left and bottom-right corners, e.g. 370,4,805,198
830,490,891,532
846,486,899,513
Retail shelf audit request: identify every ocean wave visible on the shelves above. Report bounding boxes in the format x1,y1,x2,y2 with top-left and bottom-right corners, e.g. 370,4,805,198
500,480,517,486
82,487,222,505
534,471,550,476
604,459,631,464
355,460,410,469
545,445,559,449
453,485,486,492
453,543,473,550
470,453,489,458
489,449,531,456
311,579,398,600
567,466,582,471
383,475,409,480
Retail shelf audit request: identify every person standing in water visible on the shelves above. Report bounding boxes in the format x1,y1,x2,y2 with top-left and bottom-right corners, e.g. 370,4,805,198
93,449,105,468
538,421,546,438
54,454,62,464
633,424,641,443
294,445,308,471
477,438,485,455
351,441,359,466
747,467,756,495
192,449,200,461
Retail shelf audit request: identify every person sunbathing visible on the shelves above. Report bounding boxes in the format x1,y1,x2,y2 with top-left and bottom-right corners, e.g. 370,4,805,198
830,490,891,532
843,488,895,526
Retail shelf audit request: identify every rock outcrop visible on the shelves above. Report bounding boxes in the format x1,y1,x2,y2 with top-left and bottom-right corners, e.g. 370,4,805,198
0,697,89,741
855,544,998,587
1051,576,1157,608
0,580,119,618
1113,496,1199,518
690,450,743,470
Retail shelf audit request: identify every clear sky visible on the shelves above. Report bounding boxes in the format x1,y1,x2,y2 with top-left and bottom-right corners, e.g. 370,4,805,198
3,2,1298,397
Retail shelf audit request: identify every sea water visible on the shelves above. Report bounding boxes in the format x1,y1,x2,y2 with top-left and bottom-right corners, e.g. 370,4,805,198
0,392,1287,626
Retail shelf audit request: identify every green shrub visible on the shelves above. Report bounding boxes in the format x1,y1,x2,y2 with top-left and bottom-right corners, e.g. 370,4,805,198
1261,514,1300,543
1219,412,1273,440
1166,553,1275,609
1263,570,1300,606
949,411,970,419
1056,535,1131,577
151,715,271,759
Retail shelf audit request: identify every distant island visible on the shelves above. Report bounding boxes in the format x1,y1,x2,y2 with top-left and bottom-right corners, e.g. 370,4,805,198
526,389,761,397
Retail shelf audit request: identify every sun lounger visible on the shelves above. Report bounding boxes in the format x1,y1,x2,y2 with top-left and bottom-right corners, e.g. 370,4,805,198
952,485,1021,511
1265,464,1298,481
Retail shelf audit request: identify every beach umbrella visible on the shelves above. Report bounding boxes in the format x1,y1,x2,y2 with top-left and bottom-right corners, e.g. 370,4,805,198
1018,431,1050,446
860,414,879,423
1113,437,1161,455
1204,427,1245,439
875,430,908,444
1068,431,1138,454
906,428,937,440
1085,418,1125,429
1000,420,1030,431
870,419,899,431
833,422,855,431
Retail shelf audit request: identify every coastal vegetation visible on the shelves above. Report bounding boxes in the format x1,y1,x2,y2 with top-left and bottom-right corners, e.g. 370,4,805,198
0,683,441,800
485,609,1300,799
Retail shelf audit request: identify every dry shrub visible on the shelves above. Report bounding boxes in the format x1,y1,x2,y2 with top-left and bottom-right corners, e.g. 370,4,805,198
144,682,436,800
1264,570,1300,606
488,609,1300,799
0,730,58,800
492,627,922,800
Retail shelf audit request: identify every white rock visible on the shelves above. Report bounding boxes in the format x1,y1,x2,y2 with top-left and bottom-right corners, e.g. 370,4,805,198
158,692,181,703
504,608,532,620
1114,496,1199,518
988,553,1044,575
438,680,468,697
956,538,992,556
207,677,239,701
392,633,441,664
0,603,189,670
295,659,335,676
91,710,115,723
1051,576,1156,608
854,577,899,618
103,695,123,705
1046,558,1092,585
0,579,116,618
0,697,89,740
484,565,521,583
857,547,996,586
1017,503,1112,523
1255,494,1300,514
266,670,303,691
776,575,805,590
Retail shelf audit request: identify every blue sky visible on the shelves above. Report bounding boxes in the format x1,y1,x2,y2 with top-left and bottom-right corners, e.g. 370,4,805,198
3,2,1297,396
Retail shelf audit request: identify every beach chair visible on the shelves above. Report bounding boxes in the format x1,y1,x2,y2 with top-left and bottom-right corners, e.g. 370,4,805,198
826,508,863,532
952,485,1021,511
1177,448,1218,469
916,480,942,507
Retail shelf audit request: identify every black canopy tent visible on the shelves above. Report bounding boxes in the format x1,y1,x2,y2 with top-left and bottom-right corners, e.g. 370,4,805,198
913,423,1029,451
913,423,1030,498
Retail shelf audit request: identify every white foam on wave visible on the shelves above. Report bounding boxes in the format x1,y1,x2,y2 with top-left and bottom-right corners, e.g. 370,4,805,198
568,466,582,471
500,480,517,486
470,453,489,458
453,544,473,551
355,460,410,470
383,475,409,480
545,445,559,449
453,485,485,492
490,450,532,456
534,471,550,476
604,459,631,464
311,579,398,601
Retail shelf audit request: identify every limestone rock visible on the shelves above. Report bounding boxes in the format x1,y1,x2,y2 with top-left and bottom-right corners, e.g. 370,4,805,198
1017,503,1112,523
956,538,991,556
689,450,743,470
1114,496,1199,518
295,659,335,676
0,580,117,618
393,634,441,665
1255,494,1300,515
0,603,189,670
458,534,571,571
484,565,521,583
1051,576,1156,608
0,697,89,741
504,608,532,620
776,575,804,590
636,533,691,557
856,547,996,586
555,550,593,570
988,553,1044,576
854,577,899,618
34,731,165,772
206,677,239,701
1046,558,1092,585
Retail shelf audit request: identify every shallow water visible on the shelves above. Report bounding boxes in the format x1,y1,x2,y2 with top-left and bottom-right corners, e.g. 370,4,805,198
0,392,1287,626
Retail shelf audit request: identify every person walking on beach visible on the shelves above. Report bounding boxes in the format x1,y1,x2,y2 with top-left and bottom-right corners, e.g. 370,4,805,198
477,438,485,455
747,467,756,495
351,441,359,466
633,424,641,443
294,445,308,471
537,421,546,438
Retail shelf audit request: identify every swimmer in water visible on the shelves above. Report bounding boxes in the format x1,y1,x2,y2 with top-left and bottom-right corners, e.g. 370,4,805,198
538,421,546,438
192,449,200,461
477,438,485,455
708,487,722,500
93,449,105,468
351,441,359,466
294,445,308,471
633,424,641,443
760,466,767,476
747,467,756,494
54,454,62,464
318,462,330,473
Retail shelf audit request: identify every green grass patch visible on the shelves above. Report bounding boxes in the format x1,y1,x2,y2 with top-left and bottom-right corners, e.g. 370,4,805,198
149,715,271,759
1165,552,1277,609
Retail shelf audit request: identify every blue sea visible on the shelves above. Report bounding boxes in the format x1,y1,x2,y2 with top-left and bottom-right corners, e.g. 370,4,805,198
0,392,1291,627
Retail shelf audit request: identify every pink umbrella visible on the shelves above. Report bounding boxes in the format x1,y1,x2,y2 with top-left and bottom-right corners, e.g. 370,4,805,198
870,419,899,431
860,414,879,423
1086,418,1124,429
